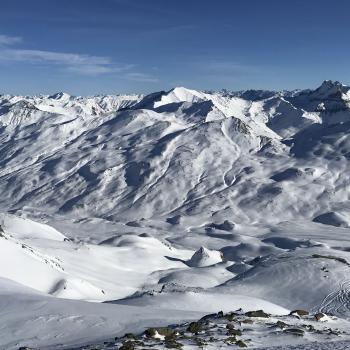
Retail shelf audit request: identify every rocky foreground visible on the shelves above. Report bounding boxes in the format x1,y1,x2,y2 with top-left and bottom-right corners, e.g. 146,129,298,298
66,309,350,350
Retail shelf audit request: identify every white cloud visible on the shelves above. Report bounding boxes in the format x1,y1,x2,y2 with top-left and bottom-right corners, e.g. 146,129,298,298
0,34,22,46
67,63,135,76
0,48,111,65
0,34,136,76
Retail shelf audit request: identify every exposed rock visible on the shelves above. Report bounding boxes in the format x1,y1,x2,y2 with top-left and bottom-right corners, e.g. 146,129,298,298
241,318,254,324
123,333,137,339
125,221,141,227
314,313,328,322
144,328,157,338
227,328,242,336
199,312,219,321
194,338,207,346
290,309,309,317
186,321,203,334
217,310,224,317
284,328,305,336
165,339,183,349
303,324,316,332
224,336,237,344
145,327,175,338
275,320,288,329
245,310,269,318
226,323,235,330
224,312,237,322
312,254,350,266
206,220,235,231
236,340,248,347
106,308,346,350
118,341,135,350
166,215,181,225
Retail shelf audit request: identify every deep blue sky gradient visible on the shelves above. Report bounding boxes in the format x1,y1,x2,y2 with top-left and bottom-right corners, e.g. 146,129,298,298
0,0,349,94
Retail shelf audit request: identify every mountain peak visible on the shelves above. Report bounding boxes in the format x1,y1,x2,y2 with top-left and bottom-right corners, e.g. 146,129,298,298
170,86,199,94
49,92,71,100
168,86,203,100
314,80,348,96
320,79,344,87
153,86,204,108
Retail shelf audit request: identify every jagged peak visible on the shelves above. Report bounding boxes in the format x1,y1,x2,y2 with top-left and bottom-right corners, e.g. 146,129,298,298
319,80,345,89
48,92,72,100
313,80,349,96
290,80,350,105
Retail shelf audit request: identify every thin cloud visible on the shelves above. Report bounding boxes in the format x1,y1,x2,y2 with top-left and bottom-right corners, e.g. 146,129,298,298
196,60,260,73
0,48,112,65
0,34,134,76
125,72,159,83
0,34,22,46
67,63,134,76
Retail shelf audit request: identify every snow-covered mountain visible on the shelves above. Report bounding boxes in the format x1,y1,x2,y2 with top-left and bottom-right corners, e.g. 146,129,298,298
1,81,350,229
2,81,350,349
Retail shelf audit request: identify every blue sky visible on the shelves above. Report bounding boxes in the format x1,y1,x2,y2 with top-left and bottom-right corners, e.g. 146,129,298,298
0,0,349,95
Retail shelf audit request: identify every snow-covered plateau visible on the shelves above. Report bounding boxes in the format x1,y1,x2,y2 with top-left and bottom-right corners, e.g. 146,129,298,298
2,81,350,349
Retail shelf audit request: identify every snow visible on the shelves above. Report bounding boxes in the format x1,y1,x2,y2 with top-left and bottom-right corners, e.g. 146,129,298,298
0,213,66,241
153,87,204,108
2,81,350,348
256,341,350,350
187,246,223,267
0,278,202,350
113,291,289,315
0,214,195,301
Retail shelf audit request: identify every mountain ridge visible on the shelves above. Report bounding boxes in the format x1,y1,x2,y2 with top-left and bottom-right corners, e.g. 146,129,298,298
1,80,350,231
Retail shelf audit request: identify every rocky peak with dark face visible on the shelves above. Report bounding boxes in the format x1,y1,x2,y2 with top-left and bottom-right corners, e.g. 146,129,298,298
48,92,72,101
312,80,349,99
287,80,350,113
238,89,277,101
10,100,38,110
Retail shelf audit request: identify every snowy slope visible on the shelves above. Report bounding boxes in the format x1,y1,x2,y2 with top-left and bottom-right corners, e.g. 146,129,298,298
2,81,350,348
0,278,203,350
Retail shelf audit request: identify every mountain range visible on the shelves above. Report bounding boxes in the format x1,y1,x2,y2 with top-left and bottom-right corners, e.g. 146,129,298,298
2,81,350,349
1,80,350,229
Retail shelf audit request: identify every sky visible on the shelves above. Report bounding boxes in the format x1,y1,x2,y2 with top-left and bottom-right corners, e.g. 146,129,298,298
0,0,349,95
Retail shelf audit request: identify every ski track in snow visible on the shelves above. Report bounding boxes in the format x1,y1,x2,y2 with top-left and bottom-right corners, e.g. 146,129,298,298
319,281,350,315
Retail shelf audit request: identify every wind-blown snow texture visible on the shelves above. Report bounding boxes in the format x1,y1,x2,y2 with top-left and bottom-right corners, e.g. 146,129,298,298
2,81,350,349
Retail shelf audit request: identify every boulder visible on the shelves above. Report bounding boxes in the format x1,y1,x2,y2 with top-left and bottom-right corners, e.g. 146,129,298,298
245,310,269,318
314,312,329,322
236,340,248,347
284,328,304,336
290,309,309,317
187,321,203,334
